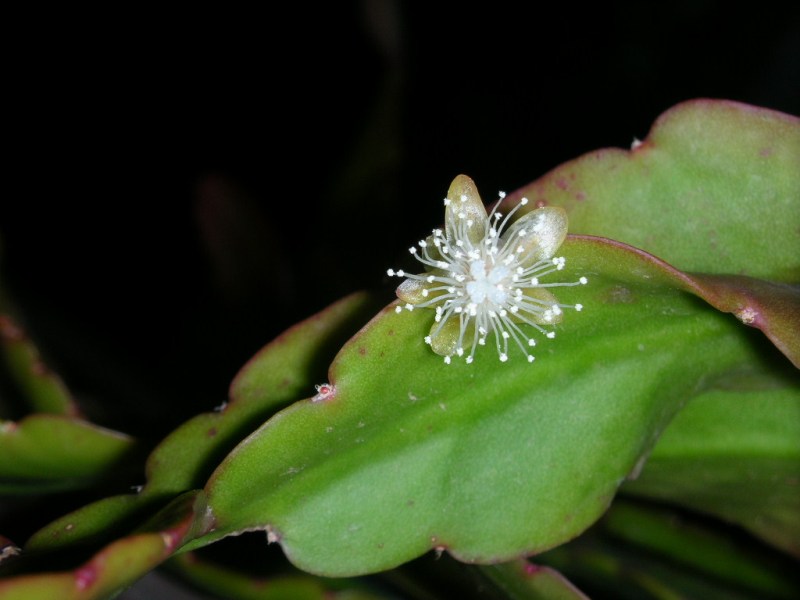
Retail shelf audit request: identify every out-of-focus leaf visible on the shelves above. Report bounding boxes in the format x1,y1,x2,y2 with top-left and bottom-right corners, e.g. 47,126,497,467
0,415,136,494
479,560,589,600
167,552,387,600
539,500,799,600
604,501,798,597
195,175,294,308
23,495,147,555
0,491,202,600
201,234,776,576
622,381,800,556
0,314,78,417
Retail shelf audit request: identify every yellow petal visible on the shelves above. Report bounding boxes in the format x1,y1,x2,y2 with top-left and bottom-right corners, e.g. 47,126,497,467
445,175,489,246
429,317,461,357
502,206,568,262
396,278,429,304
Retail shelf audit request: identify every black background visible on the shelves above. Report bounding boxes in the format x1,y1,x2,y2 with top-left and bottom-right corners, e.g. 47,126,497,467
3,2,798,435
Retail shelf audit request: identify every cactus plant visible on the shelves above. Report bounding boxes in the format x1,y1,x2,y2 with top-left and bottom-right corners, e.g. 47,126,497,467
0,99,798,599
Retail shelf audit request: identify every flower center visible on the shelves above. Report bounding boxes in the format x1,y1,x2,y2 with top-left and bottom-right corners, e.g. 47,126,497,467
465,258,511,307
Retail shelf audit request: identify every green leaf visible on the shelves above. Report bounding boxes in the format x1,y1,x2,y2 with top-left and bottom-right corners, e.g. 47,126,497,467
479,560,589,600
24,293,375,553
23,495,150,554
167,552,387,600
685,274,800,368
510,99,800,281
539,500,800,599
0,491,202,600
509,100,800,365
144,291,376,498
17,100,796,597
569,236,800,367
601,501,800,597
195,101,798,579
202,235,771,576
230,292,379,410
622,380,800,556
0,314,78,417
0,415,136,494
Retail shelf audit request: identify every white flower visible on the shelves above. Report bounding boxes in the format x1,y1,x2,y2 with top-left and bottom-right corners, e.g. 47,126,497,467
388,175,587,364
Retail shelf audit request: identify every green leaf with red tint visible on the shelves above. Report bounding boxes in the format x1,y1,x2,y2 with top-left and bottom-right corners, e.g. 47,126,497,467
507,100,800,365
0,491,202,600
509,100,799,281
0,314,79,417
24,293,375,554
